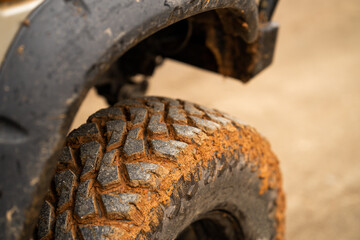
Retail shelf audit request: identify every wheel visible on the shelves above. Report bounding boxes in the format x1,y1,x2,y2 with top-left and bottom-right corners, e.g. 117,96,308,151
36,97,285,240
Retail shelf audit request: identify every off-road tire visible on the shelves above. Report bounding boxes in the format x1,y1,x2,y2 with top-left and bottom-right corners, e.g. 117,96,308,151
36,97,285,240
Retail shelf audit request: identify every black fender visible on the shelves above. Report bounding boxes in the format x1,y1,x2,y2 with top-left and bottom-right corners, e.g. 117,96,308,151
0,0,262,238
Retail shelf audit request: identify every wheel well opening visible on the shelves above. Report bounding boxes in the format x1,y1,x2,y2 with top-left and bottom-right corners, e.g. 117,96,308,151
93,9,252,105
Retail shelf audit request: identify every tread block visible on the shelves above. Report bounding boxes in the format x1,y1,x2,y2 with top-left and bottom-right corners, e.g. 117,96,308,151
206,113,231,126
106,119,126,133
190,116,220,133
68,123,100,140
74,180,96,218
124,128,144,156
168,107,187,123
196,105,217,114
54,210,74,240
97,150,119,186
58,147,74,164
38,200,55,239
148,114,168,135
55,170,76,208
88,107,125,121
101,193,139,215
222,113,247,126
164,98,181,107
130,107,148,125
215,154,228,177
79,225,114,240
115,99,142,107
203,159,216,185
125,162,160,183
166,203,180,219
173,124,201,138
186,183,199,200
147,100,165,113
233,152,246,170
106,120,126,149
184,102,204,115
151,139,188,159
80,141,102,177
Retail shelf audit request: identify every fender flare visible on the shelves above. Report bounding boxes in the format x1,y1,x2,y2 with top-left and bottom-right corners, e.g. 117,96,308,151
0,0,258,238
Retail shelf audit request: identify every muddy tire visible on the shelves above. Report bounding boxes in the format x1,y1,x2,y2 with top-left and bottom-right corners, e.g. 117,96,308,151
36,97,285,240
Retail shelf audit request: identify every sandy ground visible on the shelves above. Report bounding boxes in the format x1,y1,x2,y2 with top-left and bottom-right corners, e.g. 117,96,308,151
1,0,360,239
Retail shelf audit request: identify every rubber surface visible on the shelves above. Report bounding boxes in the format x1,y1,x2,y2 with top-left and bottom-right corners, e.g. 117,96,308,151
36,97,285,240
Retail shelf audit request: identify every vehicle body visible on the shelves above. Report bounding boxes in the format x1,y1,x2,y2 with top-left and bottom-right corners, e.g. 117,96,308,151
0,0,281,239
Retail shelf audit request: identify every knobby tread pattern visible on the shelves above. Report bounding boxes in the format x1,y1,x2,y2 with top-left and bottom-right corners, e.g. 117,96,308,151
36,97,284,240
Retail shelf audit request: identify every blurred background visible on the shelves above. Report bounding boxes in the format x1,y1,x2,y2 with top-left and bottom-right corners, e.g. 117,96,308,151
1,0,360,239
